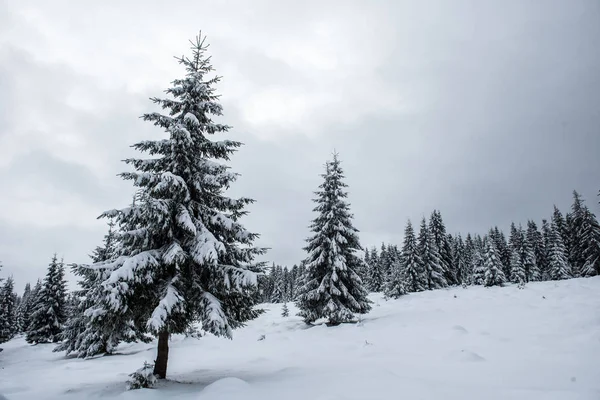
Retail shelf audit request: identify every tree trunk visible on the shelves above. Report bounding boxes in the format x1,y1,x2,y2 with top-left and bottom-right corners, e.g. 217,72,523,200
154,330,169,379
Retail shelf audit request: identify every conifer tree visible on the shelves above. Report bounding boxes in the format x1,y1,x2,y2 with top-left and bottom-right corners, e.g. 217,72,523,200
55,220,126,357
569,192,600,277
15,283,32,333
384,258,406,299
452,234,469,285
526,220,544,281
482,234,506,287
296,154,371,325
418,217,447,290
471,248,485,285
429,210,456,285
281,303,289,317
26,255,67,343
541,219,551,280
509,247,526,286
366,247,384,292
79,34,266,378
400,220,426,292
0,277,16,343
548,221,572,280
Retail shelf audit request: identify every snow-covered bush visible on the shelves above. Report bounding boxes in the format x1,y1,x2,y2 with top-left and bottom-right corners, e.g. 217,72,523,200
126,361,157,390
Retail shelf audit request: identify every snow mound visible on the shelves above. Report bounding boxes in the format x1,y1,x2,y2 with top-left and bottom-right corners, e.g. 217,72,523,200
201,377,251,399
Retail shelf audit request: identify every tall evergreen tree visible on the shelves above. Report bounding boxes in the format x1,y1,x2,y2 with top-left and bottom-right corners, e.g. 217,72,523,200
384,257,406,299
509,247,526,285
429,210,455,285
482,235,506,287
366,246,384,292
526,220,544,281
418,217,447,290
26,255,67,343
0,277,16,343
548,221,572,280
452,234,469,285
399,220,426,292
541,219,551,280
491,226,510,278
79,34,266,379
296,154,371,325
471,248,485,285
569,192,600,277
15,283,32,333
55,220,126,357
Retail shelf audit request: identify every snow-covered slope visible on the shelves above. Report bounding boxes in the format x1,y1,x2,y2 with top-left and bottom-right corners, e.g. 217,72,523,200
1,278,599,400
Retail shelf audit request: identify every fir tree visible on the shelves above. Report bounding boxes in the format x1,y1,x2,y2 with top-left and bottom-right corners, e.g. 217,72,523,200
296,154,371,325
26,255,67,344
452,234,469,285
79,34,266,378
54,220,127,358
384,258,406,299
400,220,426,292
509,247,526,286
0,277,16,343
482,234,506,287
471,248,485,285
526,220,544,281
429,210,456,285
366,246,384,292
418,217,447,290
548,221,572,280
541,219,551,280
569,192,600,277
15,283,32,333
281,303,289,317
491,226,510,278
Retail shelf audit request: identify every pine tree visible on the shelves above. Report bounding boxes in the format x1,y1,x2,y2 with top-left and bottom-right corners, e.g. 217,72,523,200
548,221,572,280
509,247,526,286
79,34,266,378
464,234,475,281
281,303,289,317
569,192,600,277
418,217,447,290
471,248,485,285
526,220,544,281
366,246,384,292
54,220,128,358
378,243,391,282
0,277,16,343
491,226,510,278
296,153,371,325
384,257,406,299
452,234,469,285
429,210,455,285
482,235,506,287
541,219,551,280
400,220,426,292
26,255,67,344
15,283,32,333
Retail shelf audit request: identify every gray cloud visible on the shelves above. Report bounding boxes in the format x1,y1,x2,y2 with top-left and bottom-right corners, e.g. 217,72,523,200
1,0,599,291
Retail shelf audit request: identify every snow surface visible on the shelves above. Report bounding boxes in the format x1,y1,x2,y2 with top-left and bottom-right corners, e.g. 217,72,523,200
1,278,599,400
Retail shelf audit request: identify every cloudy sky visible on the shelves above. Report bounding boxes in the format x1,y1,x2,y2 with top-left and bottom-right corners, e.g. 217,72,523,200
1,0,599,291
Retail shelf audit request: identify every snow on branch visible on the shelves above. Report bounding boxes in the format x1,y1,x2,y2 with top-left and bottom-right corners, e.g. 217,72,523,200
147,279,184,333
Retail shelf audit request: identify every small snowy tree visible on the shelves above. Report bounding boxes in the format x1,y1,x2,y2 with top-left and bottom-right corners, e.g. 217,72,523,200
548,221,572,280
126,361,158,390
384,257,406,299
482,236,506,287
418,218,447,290
296,153,371,325
281,303,289,317
26,255,68,343
0,277,16,343
80,34,266,379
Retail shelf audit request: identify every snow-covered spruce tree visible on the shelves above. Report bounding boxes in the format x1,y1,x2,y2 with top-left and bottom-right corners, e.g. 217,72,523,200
54,219,120,357
452,234,469,285
429,210,456,285
541,219,551,280
490,226,510,278
509,247,526,286
0,277,16,343
482,235,506,287
384,257,406,299
296,154,371,325
526,220,544,281
548,221,572,280
281,303,289,317
418,217,447,290
471,248,485,285
15,283,32,333
378,243,392,282
26,255,67,344
82,34,266,379
569,192,600,277
399,220,426,292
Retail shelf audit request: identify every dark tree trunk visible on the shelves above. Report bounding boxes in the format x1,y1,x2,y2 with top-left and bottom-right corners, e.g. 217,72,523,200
154,330,169,379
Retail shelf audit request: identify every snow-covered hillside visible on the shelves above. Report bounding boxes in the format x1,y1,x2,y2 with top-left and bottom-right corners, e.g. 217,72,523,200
1,278,599,400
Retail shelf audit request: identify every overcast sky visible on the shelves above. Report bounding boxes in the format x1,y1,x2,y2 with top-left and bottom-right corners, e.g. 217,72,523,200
1,0,599,291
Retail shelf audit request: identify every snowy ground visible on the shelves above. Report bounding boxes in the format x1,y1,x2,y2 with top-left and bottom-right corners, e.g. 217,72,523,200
1,278,599,400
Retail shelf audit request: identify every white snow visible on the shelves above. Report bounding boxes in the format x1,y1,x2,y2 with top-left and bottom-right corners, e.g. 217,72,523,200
1,277,599,400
